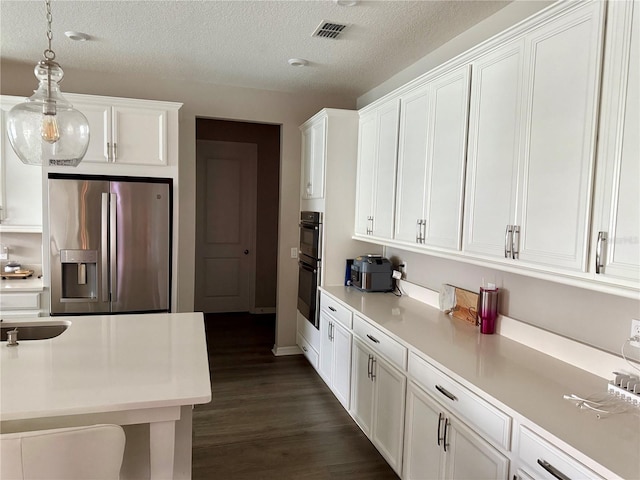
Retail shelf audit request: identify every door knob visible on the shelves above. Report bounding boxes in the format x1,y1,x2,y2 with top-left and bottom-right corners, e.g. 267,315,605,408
244,249,249,255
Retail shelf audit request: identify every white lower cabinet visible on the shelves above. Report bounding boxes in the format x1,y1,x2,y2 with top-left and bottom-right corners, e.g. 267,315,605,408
403,381,509,480
515,426,603,480
319,311,352,409
351,337,406,476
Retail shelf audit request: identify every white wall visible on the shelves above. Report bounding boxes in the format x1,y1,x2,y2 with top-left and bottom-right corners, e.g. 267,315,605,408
0,59,355,351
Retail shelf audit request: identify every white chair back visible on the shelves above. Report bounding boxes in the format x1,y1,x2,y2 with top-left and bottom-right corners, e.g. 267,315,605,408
0,424,125,480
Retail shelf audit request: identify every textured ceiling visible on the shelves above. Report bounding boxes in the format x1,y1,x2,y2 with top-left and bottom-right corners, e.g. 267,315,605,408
1,0,512,98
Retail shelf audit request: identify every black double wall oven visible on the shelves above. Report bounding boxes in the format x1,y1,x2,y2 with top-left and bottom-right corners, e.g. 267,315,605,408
298,211,322,329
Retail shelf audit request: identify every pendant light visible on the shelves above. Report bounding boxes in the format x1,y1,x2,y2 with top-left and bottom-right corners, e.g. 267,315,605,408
6,0,89,167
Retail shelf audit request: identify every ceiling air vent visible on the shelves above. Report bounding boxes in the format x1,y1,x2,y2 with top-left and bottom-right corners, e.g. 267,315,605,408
312,21,349,39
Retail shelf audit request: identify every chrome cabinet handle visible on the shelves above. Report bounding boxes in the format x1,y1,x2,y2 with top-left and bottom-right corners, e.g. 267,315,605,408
370,357,376,381
596,231,607,274
113,142,118,160
328,306,337,313
437,412,443,446
537,459,571,480
443,418,450,452
367,354,372,379
416,219,421,243
106,142,112,162
435,384,457,402
302,345,308,352
505,225,513,258
366,334,380,344
330,322,334,341
512,225,520,259
421,219,426,243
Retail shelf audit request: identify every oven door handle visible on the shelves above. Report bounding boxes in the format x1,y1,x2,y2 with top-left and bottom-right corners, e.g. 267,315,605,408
299,223,319,230
298,261,317,274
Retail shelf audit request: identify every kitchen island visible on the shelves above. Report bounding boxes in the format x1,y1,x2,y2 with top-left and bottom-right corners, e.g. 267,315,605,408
0,312,211,480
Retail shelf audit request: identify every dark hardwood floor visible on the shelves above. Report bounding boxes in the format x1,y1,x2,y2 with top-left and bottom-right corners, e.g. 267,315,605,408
192,313,399,480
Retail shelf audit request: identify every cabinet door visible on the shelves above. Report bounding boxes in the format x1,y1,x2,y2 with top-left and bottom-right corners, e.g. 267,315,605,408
443,413,509,480
395,85,429,244
592,0,640,284
72,101,111,163
464,40,524,259
371,99,400,239
403,382,444,480
301,117,326,200
371,353,406,475
355,112,377,236
332,321,352,410
423,65,471,251
113,106,168,165
350,338,374,437
0,100,43,231
318,313,333,384
516,2,605,271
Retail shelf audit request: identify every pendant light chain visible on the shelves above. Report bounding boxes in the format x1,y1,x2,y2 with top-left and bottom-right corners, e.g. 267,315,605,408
44,0,55,60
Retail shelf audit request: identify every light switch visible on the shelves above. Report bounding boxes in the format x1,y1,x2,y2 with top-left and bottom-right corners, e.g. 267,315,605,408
291,247,298,259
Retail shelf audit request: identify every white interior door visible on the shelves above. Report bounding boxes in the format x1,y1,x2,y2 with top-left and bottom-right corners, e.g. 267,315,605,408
195,140,257,313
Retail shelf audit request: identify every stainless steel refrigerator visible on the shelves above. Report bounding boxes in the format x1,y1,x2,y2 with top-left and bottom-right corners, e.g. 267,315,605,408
48,174,172,315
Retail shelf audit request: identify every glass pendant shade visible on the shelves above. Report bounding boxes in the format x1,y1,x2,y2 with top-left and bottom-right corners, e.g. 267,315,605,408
7,60,90,166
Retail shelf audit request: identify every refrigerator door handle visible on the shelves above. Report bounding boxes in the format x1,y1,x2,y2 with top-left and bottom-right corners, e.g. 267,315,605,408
101,193,110,302
109,193,118,304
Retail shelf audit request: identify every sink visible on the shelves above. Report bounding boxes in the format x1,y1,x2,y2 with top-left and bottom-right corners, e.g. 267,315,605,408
1,321,71,341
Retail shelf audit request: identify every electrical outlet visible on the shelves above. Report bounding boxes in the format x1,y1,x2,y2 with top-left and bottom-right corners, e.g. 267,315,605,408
290,247,298,259
399,262,407,279
631,319,640,348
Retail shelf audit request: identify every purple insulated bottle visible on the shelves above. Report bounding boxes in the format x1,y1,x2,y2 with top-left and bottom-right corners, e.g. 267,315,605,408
478,285,499,334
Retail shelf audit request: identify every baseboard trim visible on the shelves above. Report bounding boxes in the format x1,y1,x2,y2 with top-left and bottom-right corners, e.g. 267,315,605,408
272,345,302,356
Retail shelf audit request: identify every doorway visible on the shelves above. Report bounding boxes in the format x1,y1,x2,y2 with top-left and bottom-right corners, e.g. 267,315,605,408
194,118,281,314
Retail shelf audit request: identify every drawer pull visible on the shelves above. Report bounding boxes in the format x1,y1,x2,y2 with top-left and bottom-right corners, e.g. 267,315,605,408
436,412,443,446
366,334,380,344
328,306,337,312
537,459,571,480
435,384,457,402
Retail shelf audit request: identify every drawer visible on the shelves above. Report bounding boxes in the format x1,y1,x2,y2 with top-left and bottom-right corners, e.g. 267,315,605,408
297,332,319,370
320,292,352,329
517,426,603,480
0,292,40,310
409,351,511,450
353,314,407,370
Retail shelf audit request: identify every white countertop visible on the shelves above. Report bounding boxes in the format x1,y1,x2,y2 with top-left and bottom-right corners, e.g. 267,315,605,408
0,312,212,422
0,277,44,292
321,286,640,480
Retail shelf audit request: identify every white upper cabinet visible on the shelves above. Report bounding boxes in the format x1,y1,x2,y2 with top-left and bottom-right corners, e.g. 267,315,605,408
300,114,326,200
0,96,43,232
590,0,640,287
354,98,400,240
464,2,605,273
71,97,169,166
464,40,524,260
516,2,604,271
395,65,470,250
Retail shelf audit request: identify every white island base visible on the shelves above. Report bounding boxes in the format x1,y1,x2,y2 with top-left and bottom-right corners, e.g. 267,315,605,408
1,312,212,480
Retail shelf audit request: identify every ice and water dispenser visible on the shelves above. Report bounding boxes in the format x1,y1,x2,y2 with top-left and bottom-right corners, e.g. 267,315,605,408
60,250,98,300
